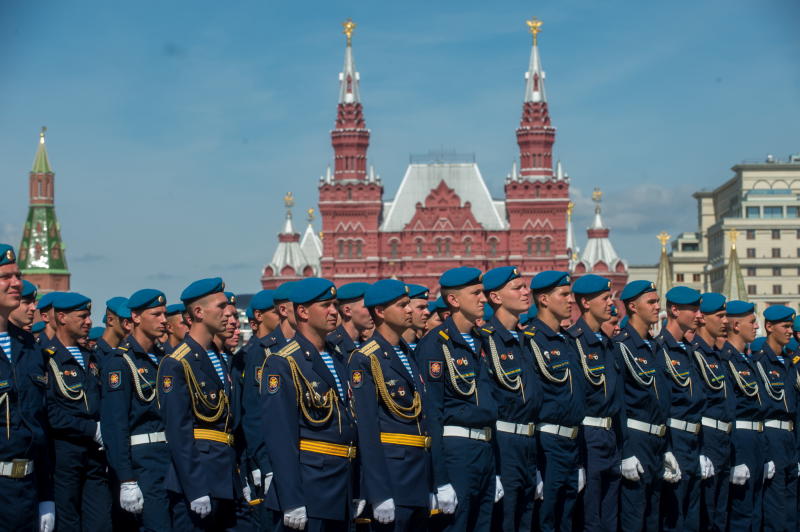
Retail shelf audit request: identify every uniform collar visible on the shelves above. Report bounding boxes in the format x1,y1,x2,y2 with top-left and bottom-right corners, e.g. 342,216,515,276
260,325,287,349
442,316,476,349
530,317,562,340
486,315,520,344
620,323,654,351
691,334,716,356
568,317,606,347
657,327,686,352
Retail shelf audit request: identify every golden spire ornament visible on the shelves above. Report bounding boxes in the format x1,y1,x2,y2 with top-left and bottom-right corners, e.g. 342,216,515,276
307,208,315,222
283,192,295,208
40,126,47,144
342,18,356,45
728,228,739,250
657,231,671,252
526,17,543,45
566,201,574,220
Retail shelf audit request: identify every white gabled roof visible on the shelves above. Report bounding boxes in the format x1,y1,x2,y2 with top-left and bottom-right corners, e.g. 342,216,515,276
300,222,323,266
265,211,319,277
380,163,506,231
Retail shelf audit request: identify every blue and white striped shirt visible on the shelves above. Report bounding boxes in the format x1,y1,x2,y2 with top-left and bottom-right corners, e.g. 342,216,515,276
207,350,226,383
146,353,159,366
66,346,85,370
0,332,11,363
319,351,345,402
460,333,477,354
392,346,414,380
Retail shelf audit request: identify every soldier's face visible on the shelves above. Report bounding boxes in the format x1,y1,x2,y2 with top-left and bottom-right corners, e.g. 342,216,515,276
449,284,487,322
10,296,37,328
731,314,758,343
701,310,728,338
426,311,443,331
601,315,620,338
671,304,701,331
195,292,228,335
766,321,793,346
134,306,167,339
381,296,413,330
583,291,612,323
279,301,297,329
221,304,238,339
348,299,374,332
544,286,573,321
167,314,190,341
58,309,92,340
490,278,531,316
0,264,22,311
409,299,430,330
258,308,281,333
632,293,660,325
305,300,338,334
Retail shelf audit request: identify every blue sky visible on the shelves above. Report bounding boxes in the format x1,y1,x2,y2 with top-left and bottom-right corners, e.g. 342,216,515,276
1,1,798,310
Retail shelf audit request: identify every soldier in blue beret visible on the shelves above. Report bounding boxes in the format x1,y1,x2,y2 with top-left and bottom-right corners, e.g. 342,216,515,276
719,300,769,531
525,271,585,532
158,277,242,529
273,281,298,341
566,274,622,532
260,277,359,530
616,280,673,532
348,279,432,530
9,279,38,332
689,293,734,532
327,282,373,364
164,303,189,354
94,297,132,370
424,297,450,334
600,304,621,339
44,293,112,531
753,305,798,531
36,291,63,342
86,326,103,350
402,284,430,350
657,286,707,532
414,267,500,531
31,320,46,334
0,243,55,531
100,289,171,530
477,266,542,532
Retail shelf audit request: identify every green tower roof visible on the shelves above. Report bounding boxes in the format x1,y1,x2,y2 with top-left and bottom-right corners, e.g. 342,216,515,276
31,127,52,174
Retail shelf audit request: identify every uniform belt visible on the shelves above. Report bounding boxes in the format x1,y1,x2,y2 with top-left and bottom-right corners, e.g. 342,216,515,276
299,439,357,459
701,417,732,434
537,423,579,439
496,420,535,437
0,459,34,479
130,431,167,446
193,428,234,446
668,418,701,434
582,416,612,429
735,420,764,432
765,419,794,432
442,425,492,442
380,432,431,448
626,418,667,437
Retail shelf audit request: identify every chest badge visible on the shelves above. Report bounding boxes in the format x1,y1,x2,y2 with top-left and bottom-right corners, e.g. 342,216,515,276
351,370,363,388
108,371,121,389
161,376,173,393
429,361,442,379
267,375,280,394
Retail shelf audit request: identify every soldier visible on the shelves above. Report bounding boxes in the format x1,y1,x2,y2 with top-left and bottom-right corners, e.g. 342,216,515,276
401,284,429,350
415,267,500,532
599,305,620,340
87,326,104,351
753,305,797,532
260,277,358,531
567,274,620,532
273,281,298,343
164,303,189,353
96,297,131,368
101,289,171,530
721,301,770,531
424,297,449,334
9,279,37,331
349,279,432,530
691,293,733,532
0,244,55,531
327,282,373,361
44,292,112,531
526,270,585,532
616,280,675,532
477,266,541,532
158,278,240,530
36,291,61,342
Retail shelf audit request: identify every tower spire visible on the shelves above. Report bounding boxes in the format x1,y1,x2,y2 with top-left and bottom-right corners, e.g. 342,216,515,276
655,231,673,309
722,228,747,300
339,19,361,104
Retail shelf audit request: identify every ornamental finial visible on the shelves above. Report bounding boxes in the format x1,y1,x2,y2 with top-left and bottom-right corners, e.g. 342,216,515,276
728,228,739,250
567,201,574,220
657,231,671,252
592,188,602,203
40,126,47,144
342,18,356,45
284,192,295,209
307,208,315,222
526,17,543,45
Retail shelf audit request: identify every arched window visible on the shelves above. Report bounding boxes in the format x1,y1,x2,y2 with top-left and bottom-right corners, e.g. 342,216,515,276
526,238,533,256
535,239,542,257
464,239,472,257
337,240,344,258
390,240,399,259
544,239,551,256
488,238,498,257
347,189,352,200
444,239,451,257
355,240,363,258
347,240,353,259
436,239,443,257
415,239,423,257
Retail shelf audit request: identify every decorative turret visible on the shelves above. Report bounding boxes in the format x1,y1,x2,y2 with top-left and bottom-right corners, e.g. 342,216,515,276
722,228,747,301
565,201,578,270
300,208,323,268
261,193,318,288
18,127,70,292
655,231,674,308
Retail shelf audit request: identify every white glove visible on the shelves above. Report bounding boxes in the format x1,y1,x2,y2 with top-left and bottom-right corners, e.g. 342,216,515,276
374,498,396,524
190,495,212,518
663,452,682,483
535,470,544,500
251,469,262,488
730,464,750,485
243,484,252,502
38,501,55,532
764,461,776,480
283,506,308,530
578,468,586,493
494,476,505,503
436,484,458,514
700,455,715,479
263,471,273,494
120,481,144,514
353,499,366,518
621,456,644,481
94,423,104,446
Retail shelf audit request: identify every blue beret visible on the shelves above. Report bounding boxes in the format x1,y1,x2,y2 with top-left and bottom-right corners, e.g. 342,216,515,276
483,266,521,292
620,280,656,302
0,244,16,266
250,290,275,311
750,337,766,353
37,291,63,311
53,293,92,312
337,282,370,302
520,304,538,326
764,305,795,323
245,307,255,320
224,291,237,306
364,279,409,308
786,337,799,353
21,280,37,300
180,277,225,304
166,303,185,316
609,304,619,317
530,270,570,292
699,293,726,314
726,300,754,317
274,281,295,303
794,315,800,333
620,315,630,329
572,274,611,295
406,284,429,300
483,303,494,321
128,289,166,311
439,267,483,289
290,278,336,305
31,321,46,334
428,296,447,313
106,297,129,316
88,326,104,341
665,286,701,306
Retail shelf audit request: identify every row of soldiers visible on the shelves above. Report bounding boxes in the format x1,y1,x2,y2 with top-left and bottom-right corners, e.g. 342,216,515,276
1,239,799,531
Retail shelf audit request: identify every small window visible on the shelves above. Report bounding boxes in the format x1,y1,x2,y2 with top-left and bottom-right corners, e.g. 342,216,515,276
346,240,353,259
772,248,781,258
692,274,701,282
337,240,344,258
390,241,399,259
788,206,799,218
436,240,443,257
773,284,782,295
747,285,756,295
764,206,783,219
746,229,756,240
772,229,781,240
347,189,352,200
355,240,362,258
746,248,756,258
415,240,423,257
773,267,782,277
746,207,760,218
526,239,533,257
676,273,685,282
464,239,472,257
544,239,551,256
444,239,451,257
746,267,756,276
489,239,498,257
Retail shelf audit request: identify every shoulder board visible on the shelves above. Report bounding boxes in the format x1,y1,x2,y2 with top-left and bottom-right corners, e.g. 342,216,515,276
566,327,581,338
276,340,301,358
45,347,56,356
118,345,128,352
793,355,800,365
481,325,495,334
169,343,191,361
523,328,536,337
358,340,381,356
438,330,450,341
